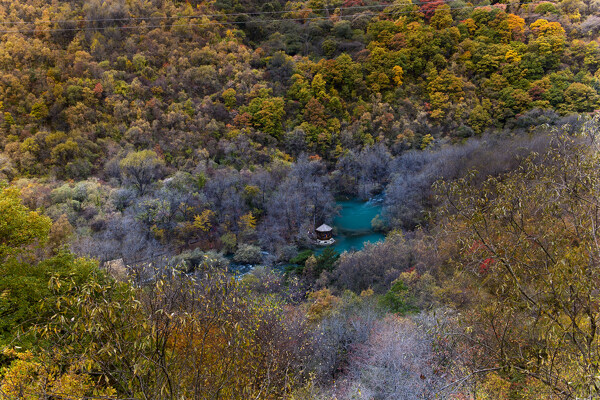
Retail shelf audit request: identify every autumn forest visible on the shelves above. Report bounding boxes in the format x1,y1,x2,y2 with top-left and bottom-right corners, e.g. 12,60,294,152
0,0,600,398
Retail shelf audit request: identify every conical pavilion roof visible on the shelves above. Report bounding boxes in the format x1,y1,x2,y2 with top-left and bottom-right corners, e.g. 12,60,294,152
316,224,333,232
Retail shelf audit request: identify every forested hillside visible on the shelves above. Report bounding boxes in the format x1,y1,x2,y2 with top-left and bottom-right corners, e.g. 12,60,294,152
1,0,599,175
1,0,600,398
0,0,598,259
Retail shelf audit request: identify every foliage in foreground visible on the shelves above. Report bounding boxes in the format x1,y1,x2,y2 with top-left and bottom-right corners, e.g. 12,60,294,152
1,270,312,399
438,117,600,398
0,184,306,399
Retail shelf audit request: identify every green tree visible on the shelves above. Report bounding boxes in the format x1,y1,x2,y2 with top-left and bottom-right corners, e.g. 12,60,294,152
222,88,237,109
380,279,417,314
0,184,97,346
468,104,492,134
563,82,600,112
119,150,165,195
427,70,465,121
243,91,285,139
29,102,48,120
430,4,453,30
0,184,51,262
307,247,339,279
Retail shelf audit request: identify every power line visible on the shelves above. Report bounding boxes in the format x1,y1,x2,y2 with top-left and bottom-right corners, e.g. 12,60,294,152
0,0,466,27
0,1,489,35
0,3,393,26
0,17,344,34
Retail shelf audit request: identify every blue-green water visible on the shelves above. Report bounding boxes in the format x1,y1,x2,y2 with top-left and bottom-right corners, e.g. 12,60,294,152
327,197,386,254
229,197,386,275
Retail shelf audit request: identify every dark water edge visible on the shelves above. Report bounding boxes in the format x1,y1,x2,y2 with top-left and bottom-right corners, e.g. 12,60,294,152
229,196,386,276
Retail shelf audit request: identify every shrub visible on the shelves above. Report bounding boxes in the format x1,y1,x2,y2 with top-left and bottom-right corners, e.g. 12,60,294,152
233,244,262,264
330,232,410,293
220,232,237,254
380,280,418,314
171,249,229,272
534,2,558,14
289,249,314,265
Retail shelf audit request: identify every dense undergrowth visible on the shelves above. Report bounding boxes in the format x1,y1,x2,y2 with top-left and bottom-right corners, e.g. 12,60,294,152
1,0,600,398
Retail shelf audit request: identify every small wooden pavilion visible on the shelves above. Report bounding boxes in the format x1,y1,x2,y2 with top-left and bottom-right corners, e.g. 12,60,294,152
315,224,333,241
